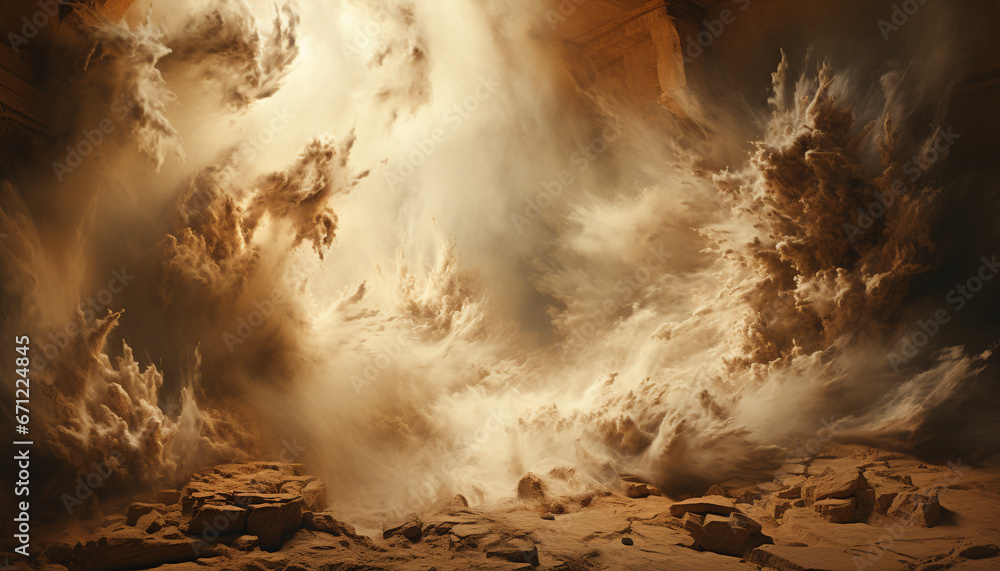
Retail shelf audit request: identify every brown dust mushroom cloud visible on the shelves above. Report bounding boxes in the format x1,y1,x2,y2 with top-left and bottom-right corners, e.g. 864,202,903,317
0,0,995,528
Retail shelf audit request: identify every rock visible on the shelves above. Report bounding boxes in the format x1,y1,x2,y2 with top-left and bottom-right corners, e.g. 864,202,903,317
135,512,164,534
486,540,539,566
540,513,555,520
126,503,167,526
772,500,793,520
305,512,357,537
777,485,802,499
888,490,942,527
383,513,423,542
517,473,545,500
450,523,492,539
736,489,763,504
73,527,210,570
854,488,876,520
156,490,181,505
544,500,566,514
779,464,809,476
161,526,185,540
182,492,217,516
815,498,857,523
281,496,305,531
750,544,857,570
960,544,999,559
229,492,299,507
621,537,634,546
232,535,259,552
430,494,470,514
876,490,900,514
247,503,285,551
625,483,651,498
803,468,869,502
301,480,327,512
163,512,182,528
100,514,126,529
187,504,247,536
668,495,738,518
39,540,75,565
682,511,770,557
705,484,727,497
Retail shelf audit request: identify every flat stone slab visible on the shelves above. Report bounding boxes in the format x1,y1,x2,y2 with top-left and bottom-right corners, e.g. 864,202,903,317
669,495,739,517
804,468,869,501
750,544,860,570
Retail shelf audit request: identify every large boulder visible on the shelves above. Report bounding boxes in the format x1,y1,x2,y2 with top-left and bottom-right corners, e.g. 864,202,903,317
231,535,259,552
487,540,540,566
187,504,247,536
301,480,328,512
888,490,942,527
72,526,215,571
803,468,869,502
135,512,164,534
305,512,357,537
625,483,652,498
247,503,285,551
682,511,771,558
815,498,857,524
429,494,470,515
126,503,167,526
517,473,545,500
383,513,423,542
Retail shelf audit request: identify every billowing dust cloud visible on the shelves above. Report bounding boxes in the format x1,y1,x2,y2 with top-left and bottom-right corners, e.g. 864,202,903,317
0,0,992,527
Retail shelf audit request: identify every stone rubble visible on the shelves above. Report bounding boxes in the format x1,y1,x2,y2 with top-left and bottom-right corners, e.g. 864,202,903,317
21,444,1000,570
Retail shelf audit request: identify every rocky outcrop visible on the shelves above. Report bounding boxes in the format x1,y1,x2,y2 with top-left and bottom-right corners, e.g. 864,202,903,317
887,490,942,527
682,511,772,557
126,503,167,526
383,513,424,542
517,473,546,500
750,544,858,570
486,540,540,566
669,495,739,518
67,462,336,569
27,445,1000,571
799,467,876,523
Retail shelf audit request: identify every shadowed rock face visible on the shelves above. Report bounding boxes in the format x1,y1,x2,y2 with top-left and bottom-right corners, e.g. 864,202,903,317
23,444,1000,570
